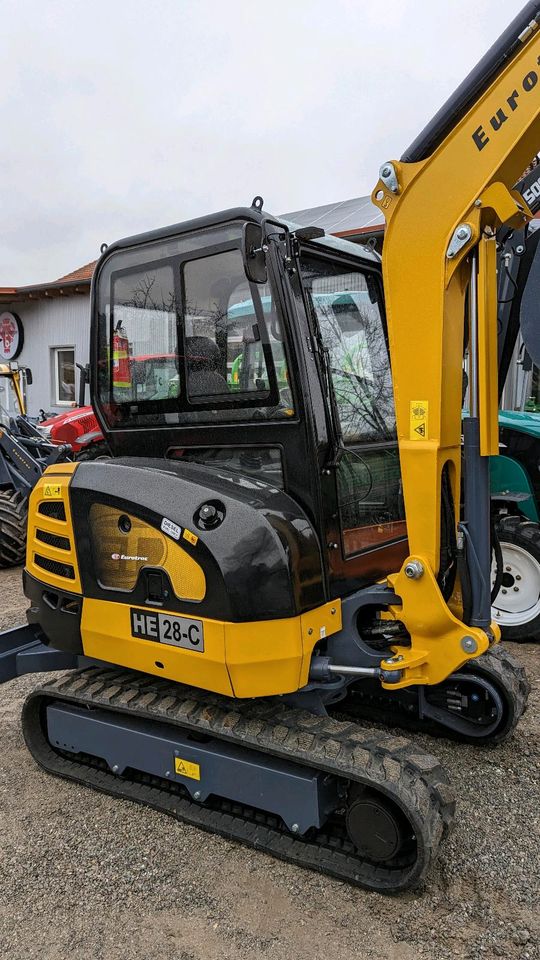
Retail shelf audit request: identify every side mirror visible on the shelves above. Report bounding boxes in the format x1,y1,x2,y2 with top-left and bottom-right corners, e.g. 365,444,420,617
25,368,33,385
242,223,268,284
76,362,90,407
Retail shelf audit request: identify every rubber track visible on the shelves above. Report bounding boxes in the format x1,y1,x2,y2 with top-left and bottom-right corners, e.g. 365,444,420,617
470,645,531,725
338,645,530,745
22,667,456,893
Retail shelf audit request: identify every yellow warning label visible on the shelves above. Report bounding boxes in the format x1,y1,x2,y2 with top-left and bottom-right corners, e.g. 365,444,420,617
43,483,62,498
182,528,199,546
174,757,201,780
410,401,429,441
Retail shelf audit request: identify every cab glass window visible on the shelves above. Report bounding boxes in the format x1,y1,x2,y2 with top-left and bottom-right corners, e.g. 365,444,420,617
111,264,180,404
98,230,294,427
183,250,290,409
301,254,405,557
301,256,396,443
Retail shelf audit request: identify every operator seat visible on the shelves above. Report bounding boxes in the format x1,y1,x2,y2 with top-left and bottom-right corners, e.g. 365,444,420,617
186,336,229,396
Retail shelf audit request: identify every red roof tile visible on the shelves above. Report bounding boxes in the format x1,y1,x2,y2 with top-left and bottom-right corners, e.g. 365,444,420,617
54,260,97,283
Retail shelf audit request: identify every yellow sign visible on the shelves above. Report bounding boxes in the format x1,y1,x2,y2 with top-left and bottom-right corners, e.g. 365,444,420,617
410,400,429,441
43,483,62,498
183,528,199,546
174,756,200,780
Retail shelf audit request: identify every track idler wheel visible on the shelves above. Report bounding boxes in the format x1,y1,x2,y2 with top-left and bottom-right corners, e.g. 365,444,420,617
423,645,530,744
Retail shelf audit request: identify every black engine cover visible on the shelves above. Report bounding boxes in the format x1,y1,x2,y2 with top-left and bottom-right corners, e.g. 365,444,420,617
70,458,326,622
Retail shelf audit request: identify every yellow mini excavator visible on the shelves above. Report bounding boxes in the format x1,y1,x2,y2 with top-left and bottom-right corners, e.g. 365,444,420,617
2,3,540,893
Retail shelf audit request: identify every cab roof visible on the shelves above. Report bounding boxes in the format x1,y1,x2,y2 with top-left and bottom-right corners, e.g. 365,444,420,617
98,205,380,274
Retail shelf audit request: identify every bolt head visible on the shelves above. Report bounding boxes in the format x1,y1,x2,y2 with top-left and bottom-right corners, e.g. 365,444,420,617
516,575,522,581
456,226,470,240
461,635,478,654
513,586,519,592
381,165,392,178
404,559,424,580
291,823,300,834
193,791,201,801
502,589,507,595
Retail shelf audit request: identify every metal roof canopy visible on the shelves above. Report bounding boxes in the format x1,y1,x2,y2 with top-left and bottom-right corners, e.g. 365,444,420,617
282,195,384,238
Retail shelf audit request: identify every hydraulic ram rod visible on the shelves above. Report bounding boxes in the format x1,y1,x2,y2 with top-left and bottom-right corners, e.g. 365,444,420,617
463,250,492,629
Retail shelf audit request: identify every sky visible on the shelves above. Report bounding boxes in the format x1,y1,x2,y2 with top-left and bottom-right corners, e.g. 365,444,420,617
0,0,528,285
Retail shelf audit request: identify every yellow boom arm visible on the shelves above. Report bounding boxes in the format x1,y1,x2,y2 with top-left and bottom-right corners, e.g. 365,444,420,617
372,4,540,687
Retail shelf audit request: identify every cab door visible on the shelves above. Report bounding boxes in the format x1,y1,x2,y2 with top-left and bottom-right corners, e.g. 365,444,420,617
300,251,408,590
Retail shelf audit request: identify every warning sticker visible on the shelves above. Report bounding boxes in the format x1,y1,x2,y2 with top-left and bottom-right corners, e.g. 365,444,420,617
410,401,429,441
174,757,201,781
182,528,199,546
43,483,62,498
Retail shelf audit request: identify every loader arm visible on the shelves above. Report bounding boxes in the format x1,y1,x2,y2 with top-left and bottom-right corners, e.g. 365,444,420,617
372,3,540,686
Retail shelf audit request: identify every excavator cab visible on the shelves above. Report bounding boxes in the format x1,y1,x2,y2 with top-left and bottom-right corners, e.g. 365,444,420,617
90,211,404,587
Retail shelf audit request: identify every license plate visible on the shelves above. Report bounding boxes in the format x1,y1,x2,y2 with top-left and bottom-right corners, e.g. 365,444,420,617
130,608,204,652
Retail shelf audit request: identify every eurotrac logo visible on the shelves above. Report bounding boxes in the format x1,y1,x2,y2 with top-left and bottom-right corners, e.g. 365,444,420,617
472,57,540,151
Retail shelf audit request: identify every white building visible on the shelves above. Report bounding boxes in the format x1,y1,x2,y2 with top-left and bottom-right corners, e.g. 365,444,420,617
0,261,94,418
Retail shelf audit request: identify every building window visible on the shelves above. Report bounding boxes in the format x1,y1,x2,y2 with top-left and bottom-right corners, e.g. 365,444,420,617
52,347,76,405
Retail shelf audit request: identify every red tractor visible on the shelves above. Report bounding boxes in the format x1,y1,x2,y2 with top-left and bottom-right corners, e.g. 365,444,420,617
40,405,105,459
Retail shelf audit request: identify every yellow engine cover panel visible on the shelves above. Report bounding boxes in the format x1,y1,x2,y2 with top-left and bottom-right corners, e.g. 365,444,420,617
82,598,233,695
88,504,206,601
80,598,342,698
26,464,82,594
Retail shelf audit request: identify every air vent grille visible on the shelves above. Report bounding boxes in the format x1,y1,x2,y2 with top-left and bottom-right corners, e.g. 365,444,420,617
36,529,71,551
34,554,75,580
38,501,66,521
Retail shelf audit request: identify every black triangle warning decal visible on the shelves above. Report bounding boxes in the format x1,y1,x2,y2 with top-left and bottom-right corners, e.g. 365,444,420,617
414,423,426,437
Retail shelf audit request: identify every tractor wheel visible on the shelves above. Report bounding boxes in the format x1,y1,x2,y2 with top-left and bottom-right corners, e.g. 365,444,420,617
492,515,540,642
75,442,110,462
0,489,28,568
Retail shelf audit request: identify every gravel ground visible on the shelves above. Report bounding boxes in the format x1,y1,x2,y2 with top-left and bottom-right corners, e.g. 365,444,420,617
0,566,539,960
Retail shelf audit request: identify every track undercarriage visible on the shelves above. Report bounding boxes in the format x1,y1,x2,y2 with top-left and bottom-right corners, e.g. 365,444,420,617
20,644,528,894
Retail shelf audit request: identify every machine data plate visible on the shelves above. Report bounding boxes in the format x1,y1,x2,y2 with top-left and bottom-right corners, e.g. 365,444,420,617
130,608,204,652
